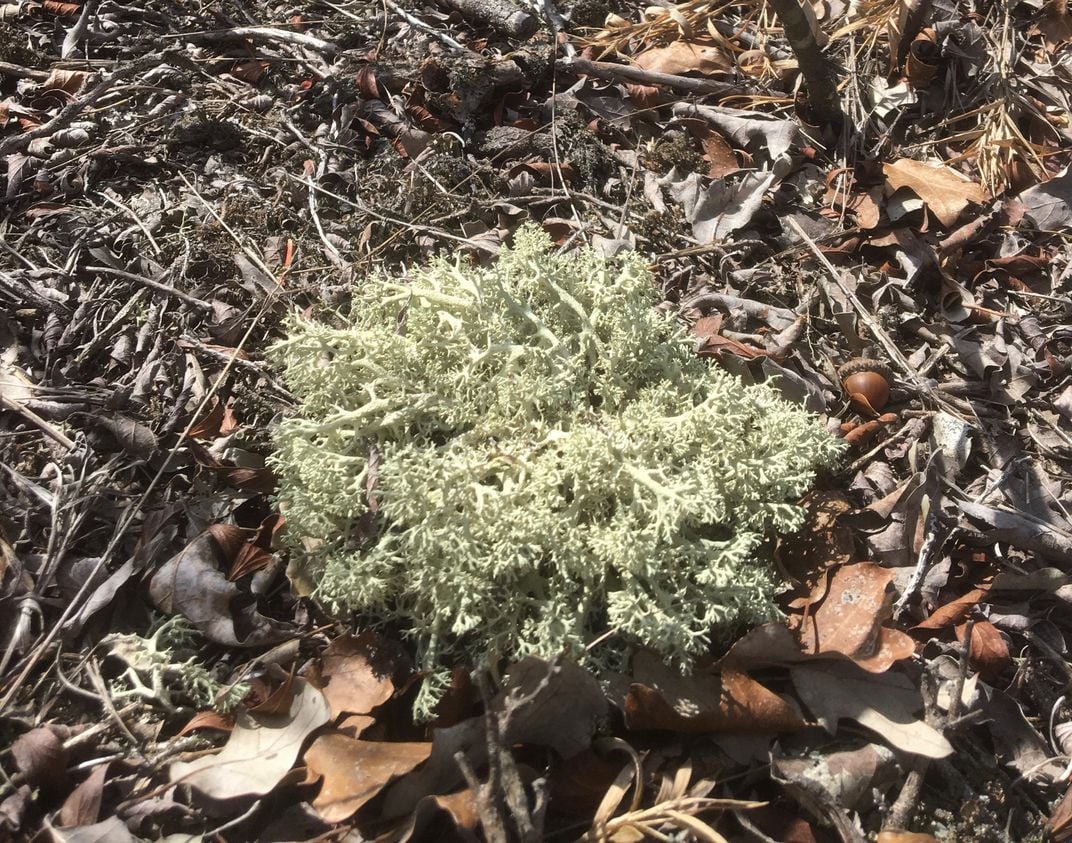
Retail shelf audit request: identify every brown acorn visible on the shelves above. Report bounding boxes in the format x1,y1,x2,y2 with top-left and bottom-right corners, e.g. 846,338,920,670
838,358,894,415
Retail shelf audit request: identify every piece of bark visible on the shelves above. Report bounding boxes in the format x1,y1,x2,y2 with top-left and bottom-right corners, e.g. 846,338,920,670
437,0,538,39
766,0,843,125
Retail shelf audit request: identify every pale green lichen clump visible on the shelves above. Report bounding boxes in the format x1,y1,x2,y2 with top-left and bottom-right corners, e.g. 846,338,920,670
270,226,842,714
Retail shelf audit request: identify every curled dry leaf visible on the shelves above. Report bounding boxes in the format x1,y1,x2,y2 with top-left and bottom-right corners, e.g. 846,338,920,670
690,313,769,359
914,586,989,629
40,68,89,95
698,126,738,178
1016,165,1072,229
59,764,107,828
877,832,941,842
169,679,331,801
673,102,797,163
176,711,235,737
664,169,776,242
148,530,290,647
246,671,298,716
61,769,116,834
398,790,480,842
490,657,607,758
304,732,432,823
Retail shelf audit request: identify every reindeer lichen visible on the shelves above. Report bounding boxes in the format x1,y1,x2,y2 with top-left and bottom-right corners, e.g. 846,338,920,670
270,226,841,714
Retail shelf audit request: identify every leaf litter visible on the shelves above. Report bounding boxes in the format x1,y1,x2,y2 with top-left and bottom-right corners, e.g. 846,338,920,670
1,0,1071,839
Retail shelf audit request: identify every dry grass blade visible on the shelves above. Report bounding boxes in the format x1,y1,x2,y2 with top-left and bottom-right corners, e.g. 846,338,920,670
581,795,765,842
829,0,907,54
579,0,748,57
590,737,645,827
967,101,1047,195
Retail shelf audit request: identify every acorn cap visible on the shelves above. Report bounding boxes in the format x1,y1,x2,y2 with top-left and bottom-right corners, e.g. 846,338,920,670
837,358,894,383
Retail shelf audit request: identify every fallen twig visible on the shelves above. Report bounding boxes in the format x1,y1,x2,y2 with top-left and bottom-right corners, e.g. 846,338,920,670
555,56,737,97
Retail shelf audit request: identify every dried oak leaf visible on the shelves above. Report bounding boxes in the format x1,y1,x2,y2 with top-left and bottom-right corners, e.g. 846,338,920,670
169,679,330,801
914,586,989,630
883,159,985,227
790,662,952,758
624,650,804,733
955,619,1011,679
148,530,290,647
633,41,732,76
796,562,916,672
304,732,432,823
176,711,235,737
58,764,107,827
398,790,480,841
11,726,67,790
306,631,407,719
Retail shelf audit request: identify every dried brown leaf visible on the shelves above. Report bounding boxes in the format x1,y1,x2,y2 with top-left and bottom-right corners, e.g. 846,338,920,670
304,732,432,823
633,40,732,76
883,159,985,228
148,531,290,647
790,662,953,758
398,789,481,841
955,620,1010,679
914,586,989,629
176,710,235,736
11,726,67,789
58,764,107,827
797,562,915,672
624,651,804,732
306,632,403,719
169,680,331,801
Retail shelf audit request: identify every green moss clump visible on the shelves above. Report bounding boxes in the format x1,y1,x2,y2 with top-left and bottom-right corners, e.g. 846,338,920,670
269,226,841,713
